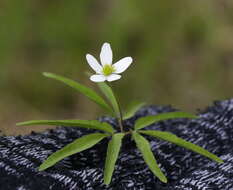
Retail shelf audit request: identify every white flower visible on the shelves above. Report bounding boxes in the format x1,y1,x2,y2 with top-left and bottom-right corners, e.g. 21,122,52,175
86,43,133,82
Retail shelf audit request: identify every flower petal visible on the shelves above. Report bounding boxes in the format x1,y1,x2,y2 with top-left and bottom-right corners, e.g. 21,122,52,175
90,75,106,82
100,43,113,66
106,74,121,82
86,54,103,74
113,57,133,74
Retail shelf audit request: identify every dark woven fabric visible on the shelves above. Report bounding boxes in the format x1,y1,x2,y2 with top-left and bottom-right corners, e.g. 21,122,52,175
1,99,233,190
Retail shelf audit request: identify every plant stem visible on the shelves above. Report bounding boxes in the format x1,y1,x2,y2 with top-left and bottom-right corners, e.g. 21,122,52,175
117,104,124,133
114,95,124,132
109,83,124,132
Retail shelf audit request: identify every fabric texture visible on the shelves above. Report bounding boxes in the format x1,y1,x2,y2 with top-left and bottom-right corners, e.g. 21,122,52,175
1,99,233,190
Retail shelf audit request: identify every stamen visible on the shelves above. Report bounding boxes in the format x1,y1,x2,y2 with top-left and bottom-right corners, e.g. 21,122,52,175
102,64,115,76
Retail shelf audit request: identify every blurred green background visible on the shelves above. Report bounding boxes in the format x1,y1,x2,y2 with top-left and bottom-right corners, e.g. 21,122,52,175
1,0,233,135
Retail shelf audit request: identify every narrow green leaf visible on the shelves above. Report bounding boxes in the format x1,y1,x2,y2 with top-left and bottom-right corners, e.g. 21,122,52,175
135,112,198,130
43,72,113,114
97,82,120,117
104,133,125,185
123,101,146,120
39,133,108,171
17,119,115,134
140,130,223,163
132,132,168,183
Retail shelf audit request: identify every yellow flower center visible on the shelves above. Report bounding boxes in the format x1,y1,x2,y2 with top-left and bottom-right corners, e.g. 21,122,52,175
102,64,115,76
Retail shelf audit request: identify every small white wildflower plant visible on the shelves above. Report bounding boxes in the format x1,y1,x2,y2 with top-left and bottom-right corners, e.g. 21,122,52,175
17,43,223,185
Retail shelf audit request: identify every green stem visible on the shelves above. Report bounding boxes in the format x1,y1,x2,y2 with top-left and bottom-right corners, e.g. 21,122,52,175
108,83,124,132
117,103,124,133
